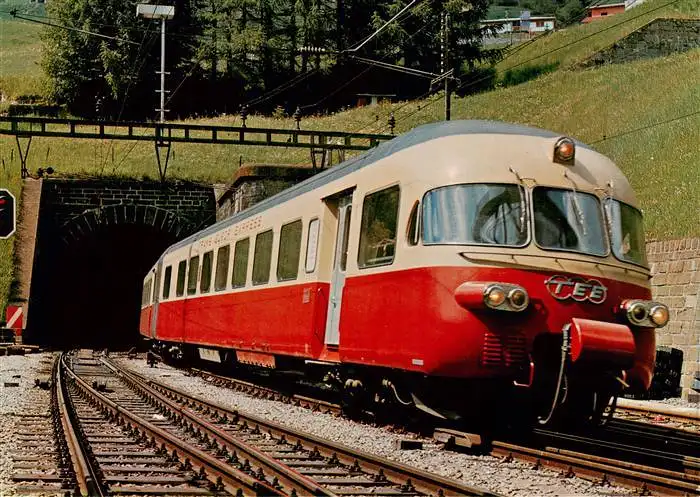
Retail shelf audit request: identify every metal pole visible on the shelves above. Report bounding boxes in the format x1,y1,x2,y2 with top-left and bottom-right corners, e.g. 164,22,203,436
159,17,166,123
443,12,451,121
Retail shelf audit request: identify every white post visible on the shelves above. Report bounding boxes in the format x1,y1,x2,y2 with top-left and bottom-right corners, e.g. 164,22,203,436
159,17,166,123
136,5,174,122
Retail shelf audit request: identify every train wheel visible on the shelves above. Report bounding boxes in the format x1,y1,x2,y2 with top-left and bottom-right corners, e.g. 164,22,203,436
342,378,369,418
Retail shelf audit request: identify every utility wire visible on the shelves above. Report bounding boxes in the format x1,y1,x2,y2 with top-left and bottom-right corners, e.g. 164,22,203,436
366,0,683,134
7,11,140,45
589,110,700,144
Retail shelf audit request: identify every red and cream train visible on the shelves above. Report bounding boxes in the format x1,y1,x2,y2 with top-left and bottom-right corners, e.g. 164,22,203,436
140,120,668,425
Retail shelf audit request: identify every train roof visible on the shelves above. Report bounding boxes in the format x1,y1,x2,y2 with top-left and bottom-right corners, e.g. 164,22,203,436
166,120,598,253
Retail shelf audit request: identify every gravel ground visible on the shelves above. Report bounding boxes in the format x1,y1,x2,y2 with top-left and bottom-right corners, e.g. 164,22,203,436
652,397,700,409
0,352,56,496
120,358,633,497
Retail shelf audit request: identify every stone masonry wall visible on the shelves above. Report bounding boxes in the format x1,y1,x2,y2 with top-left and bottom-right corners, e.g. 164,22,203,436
579,18,700,68
647,237,700,401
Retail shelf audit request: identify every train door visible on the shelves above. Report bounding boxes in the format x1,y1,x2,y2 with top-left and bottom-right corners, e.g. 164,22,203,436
324,193,353,346
149,261,162,339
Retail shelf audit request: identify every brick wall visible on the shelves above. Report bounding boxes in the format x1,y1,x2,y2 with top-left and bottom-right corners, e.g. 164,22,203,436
216,165,315,220
647,237,700,401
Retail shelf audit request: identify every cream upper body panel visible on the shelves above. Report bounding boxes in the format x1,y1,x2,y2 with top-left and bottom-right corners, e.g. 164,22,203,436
148,120,650,299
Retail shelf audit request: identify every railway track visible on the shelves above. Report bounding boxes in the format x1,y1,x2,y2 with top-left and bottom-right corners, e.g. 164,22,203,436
58,350,497,496
141,358,700,496
615,398,700,434
9,354,87,496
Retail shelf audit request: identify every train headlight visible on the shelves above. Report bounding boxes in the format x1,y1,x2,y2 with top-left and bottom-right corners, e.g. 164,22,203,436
553,137,575,164
508,288,529,311
484,285,506,308
626,301,648,325
649,304,669,328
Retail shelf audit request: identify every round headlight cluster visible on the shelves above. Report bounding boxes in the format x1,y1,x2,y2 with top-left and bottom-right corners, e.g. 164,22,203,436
483,284,529,312
627,302,648,325
649,305,670,327
508,288,529,311
623,300,670,328
485,285,506,307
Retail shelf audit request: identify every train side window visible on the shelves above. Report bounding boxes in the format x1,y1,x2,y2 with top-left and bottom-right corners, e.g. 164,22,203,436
253,230,273,285
187,255,199,295
305,218,320,273
176,260,186,296
406,200,420,246
358,185,400,268
215,245,230,291
232,238,250,288
200,251,213,293
142,278,152,307
162,265,172,299
278,220,302,281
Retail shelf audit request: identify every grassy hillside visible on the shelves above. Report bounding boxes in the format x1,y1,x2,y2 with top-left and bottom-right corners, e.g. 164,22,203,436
0,49,697,237
495,0,700,74
0,0,697,314
0,1,44,102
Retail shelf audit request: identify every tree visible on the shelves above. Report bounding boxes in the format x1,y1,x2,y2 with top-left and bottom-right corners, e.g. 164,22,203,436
43,0,197,119
367,0,501,78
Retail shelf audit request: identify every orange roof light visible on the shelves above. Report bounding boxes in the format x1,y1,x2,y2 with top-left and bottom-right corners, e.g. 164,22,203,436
554,137,575,164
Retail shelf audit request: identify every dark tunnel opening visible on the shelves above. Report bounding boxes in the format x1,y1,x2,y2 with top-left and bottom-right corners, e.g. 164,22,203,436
30,223,177,349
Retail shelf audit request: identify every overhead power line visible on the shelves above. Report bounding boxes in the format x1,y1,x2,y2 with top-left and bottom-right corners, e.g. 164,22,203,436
590,110,700,144
365,0,683,134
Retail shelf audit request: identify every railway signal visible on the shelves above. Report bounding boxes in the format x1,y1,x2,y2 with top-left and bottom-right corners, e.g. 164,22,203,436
0,189,16,239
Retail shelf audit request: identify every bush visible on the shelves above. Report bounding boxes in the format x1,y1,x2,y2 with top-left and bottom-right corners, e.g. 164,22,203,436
499,62,559,87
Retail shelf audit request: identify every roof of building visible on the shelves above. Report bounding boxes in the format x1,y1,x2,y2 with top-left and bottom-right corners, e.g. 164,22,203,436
167,120,594,253
588,2,626,8
482,16,556,22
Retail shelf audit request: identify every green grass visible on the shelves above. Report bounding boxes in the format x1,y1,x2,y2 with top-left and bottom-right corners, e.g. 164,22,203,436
0,18,44,101
0,0,697,313
495,0,700,74
0,50,697,239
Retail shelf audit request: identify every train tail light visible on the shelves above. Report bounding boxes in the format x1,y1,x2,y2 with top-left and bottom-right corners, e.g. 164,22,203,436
619,300,669,328
455,282,529,312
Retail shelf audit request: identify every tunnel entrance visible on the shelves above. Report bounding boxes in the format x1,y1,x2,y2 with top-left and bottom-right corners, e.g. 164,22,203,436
31,223,177,349
25,179,216,349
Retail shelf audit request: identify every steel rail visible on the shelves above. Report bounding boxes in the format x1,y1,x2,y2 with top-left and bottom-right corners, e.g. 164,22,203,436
189,368,343,416
103,362,338,496
114,360,497,497
62,355,280,496
168,361,700,495
616,398,700,422
56,355,104,496
490,440,700,496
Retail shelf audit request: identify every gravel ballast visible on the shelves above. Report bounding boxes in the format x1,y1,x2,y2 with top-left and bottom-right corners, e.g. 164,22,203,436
120,357,633,497
0,352,56,496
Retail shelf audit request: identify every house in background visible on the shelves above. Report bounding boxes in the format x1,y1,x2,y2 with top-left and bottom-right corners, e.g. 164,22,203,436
582,2,626,22
481,15,556,36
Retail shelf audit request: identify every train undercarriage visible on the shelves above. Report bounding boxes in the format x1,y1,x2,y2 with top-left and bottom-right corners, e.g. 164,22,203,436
148,334,626,433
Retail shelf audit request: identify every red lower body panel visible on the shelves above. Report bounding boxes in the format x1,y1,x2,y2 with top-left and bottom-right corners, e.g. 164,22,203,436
147,266,655,390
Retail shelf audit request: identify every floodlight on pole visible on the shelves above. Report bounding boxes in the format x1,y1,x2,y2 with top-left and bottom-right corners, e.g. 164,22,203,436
136,4,175,123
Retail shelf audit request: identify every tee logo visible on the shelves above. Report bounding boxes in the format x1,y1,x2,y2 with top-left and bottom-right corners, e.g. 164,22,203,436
544,275,607,304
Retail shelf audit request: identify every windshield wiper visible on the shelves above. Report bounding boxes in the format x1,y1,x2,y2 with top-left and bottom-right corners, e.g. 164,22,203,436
509,167,527,234
563,171,587,235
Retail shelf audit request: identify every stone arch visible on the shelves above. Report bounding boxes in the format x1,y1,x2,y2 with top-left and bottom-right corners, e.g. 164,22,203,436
59,203,200,246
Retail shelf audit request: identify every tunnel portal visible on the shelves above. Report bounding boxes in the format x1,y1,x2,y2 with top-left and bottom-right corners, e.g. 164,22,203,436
27,179,215,349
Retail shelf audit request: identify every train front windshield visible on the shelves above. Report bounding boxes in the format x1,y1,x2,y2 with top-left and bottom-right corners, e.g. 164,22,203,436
422,184,527,246
422,184,647,265
532,187,607,256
